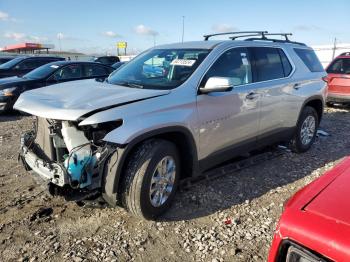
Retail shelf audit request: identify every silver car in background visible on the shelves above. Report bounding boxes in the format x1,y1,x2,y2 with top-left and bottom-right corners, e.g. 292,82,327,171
14,31,327,220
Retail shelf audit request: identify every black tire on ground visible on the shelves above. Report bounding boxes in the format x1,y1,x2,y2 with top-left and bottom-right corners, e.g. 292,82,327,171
119,139,180,220
290,106,319,153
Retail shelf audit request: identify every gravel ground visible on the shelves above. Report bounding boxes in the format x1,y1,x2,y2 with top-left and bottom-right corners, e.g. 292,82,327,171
0,106,350,262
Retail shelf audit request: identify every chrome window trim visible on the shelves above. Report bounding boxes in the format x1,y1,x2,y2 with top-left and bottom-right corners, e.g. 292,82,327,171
196,44,296,92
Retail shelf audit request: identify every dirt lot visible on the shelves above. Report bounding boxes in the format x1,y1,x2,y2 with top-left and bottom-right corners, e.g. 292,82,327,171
0,106,349,262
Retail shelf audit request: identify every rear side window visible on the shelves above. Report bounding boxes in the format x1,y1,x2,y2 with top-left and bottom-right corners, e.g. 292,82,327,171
294,48,324,72
278,50,293,76
251,47,285,81
84,64,110,77
327,58,350,74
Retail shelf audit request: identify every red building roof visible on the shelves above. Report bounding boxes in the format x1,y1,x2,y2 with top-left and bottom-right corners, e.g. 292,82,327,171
2,43,54,53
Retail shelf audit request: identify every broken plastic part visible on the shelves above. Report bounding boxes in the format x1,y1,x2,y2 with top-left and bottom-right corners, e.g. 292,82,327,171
61,121,94,188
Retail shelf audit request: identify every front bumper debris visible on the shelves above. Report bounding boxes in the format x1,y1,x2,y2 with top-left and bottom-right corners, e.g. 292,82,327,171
20,132,69,187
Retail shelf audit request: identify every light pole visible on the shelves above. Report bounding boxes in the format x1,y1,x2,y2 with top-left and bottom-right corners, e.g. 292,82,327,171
332,37,337,60
181,16,185,43
57,33,62,53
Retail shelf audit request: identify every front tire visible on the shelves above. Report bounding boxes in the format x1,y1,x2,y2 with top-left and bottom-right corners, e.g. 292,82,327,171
290,106,318,153
120,139,180,220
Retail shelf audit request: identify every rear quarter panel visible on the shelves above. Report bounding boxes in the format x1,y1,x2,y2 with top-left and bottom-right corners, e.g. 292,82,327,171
282,46,326,127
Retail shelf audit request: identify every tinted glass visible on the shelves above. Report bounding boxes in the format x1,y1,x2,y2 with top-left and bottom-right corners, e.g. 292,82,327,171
327,58,350,74
24,63,62,79
84,64,108,77
0,58,13,65
294,48,324,72
204,47,253,86
0,57,24,69
51,64,83,80
16,59,39,70
112,62,125,70
279,50,293,76
108,49,210,90
252,47,284,81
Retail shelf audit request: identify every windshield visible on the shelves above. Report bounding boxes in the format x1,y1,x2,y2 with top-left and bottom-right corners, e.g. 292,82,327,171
107,49,210,89
24,63,62,79
327,58,350,74
0,57,23,69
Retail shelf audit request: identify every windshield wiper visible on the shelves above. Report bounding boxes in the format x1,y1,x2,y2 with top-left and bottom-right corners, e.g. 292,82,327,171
118,81,144,89
127,82,144,89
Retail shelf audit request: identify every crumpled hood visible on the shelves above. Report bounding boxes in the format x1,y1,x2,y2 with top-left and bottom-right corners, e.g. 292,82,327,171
14,79,170,120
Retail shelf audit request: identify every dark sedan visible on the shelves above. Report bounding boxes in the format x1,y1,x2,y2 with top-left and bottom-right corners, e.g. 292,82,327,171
0,61,114,112
0,56,65,79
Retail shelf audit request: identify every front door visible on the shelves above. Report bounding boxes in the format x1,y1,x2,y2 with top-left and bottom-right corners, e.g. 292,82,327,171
196,47,260,167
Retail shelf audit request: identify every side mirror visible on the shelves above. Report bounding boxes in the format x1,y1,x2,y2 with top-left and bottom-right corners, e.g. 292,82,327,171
200,77,234,94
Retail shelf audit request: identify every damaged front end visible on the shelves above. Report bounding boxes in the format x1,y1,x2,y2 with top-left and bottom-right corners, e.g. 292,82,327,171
20,117,120,201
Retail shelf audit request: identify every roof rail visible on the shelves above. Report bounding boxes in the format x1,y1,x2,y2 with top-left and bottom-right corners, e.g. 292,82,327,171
203,31,268,41
229,33,267,40
244,33,306,46
339,52,350,56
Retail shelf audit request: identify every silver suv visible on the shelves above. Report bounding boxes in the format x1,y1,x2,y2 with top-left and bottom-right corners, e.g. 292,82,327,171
15,31,327,219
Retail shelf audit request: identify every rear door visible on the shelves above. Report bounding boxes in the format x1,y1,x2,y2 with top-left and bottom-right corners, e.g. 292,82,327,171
250,46,295,145
326,58,350,95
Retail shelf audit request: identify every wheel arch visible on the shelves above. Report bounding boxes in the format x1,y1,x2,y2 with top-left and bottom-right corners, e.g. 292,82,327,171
102,126,199,206
300,96,324,124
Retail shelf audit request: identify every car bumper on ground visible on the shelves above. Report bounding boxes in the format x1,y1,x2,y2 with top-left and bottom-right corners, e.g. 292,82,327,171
327,93,350,103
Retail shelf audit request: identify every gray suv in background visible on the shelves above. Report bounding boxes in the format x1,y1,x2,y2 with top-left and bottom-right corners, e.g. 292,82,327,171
15,31,327,219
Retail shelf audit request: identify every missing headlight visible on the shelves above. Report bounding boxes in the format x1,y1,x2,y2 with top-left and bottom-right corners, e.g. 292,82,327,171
79,120,123,145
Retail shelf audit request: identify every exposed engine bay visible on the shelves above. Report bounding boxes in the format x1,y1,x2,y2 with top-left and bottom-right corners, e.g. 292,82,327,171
19,117,118,201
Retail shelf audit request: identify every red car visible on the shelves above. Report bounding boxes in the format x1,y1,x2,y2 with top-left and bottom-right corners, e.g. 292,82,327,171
268,157,350,261
325,52,350,104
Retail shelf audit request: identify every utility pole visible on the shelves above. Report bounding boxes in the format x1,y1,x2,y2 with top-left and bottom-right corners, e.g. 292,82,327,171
153,35,156,47
181,16,185,43
332,37,337,60
57,33,62,53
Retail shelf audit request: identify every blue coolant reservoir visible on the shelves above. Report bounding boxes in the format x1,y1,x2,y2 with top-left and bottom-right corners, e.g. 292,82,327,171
65,152,95,188
61,122,95,188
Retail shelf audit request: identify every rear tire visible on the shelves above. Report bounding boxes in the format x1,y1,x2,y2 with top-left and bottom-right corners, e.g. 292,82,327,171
290,106,318,153
120,139,180,220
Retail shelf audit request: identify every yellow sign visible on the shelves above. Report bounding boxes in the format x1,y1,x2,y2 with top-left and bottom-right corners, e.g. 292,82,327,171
117,42,127,49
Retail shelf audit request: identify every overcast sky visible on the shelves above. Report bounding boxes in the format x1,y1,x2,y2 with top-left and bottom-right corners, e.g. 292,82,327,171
0,0,349,54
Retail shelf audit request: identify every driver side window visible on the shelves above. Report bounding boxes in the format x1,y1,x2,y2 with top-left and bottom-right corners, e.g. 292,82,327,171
51,64,83,81
203,47,253,87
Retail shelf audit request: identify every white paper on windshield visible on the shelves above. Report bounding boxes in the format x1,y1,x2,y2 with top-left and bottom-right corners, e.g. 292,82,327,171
50,65,59,68
170,59,196,67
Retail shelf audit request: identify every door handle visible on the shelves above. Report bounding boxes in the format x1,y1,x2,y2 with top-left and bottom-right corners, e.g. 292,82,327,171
293,83,301,90
246,92,259,100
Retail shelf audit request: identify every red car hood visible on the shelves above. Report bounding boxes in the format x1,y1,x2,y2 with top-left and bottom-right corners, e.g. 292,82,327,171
278,157,350,261
304,168,350,226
